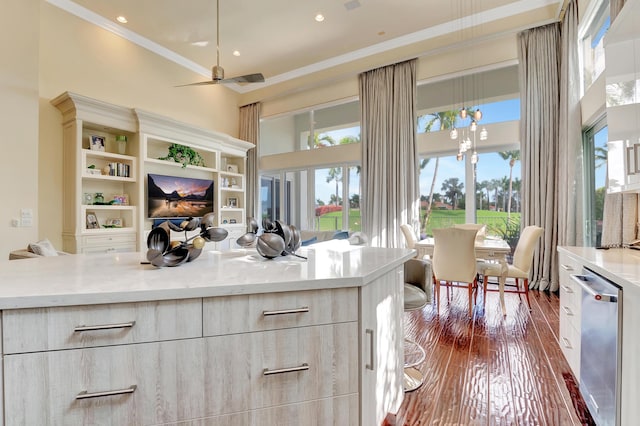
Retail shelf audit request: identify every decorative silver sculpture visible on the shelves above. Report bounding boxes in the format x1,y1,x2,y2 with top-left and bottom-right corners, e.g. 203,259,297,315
146,213,228,267
237,218,304,260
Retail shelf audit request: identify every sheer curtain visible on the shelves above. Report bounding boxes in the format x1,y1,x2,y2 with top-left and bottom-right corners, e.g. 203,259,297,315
558,0,584,248
239,102,260,221
518,23,561,291
610,0,626,21
359,59,419,248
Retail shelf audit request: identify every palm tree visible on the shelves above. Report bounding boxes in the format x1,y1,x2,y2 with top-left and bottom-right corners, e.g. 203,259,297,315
313,133,336,148
498,150,520,217
419,158,439,234
421,110,457,232
441,177,464,210
326,167,342,205
476,180,487,210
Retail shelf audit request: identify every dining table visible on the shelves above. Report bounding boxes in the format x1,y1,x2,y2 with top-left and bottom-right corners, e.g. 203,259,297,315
415,236,512,316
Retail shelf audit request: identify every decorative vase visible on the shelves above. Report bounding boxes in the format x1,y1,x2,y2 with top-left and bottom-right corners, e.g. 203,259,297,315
116,135,127,154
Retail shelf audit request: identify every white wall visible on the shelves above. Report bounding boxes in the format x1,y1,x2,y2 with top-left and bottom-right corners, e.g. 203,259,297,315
1,0,40,258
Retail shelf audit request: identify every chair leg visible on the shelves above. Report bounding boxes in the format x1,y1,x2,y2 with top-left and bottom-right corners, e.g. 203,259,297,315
523,278,531,310
468,284,473,317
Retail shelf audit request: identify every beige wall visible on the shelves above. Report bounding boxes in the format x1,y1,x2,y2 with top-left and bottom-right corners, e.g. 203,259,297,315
1,0,40,258
0,2,242,259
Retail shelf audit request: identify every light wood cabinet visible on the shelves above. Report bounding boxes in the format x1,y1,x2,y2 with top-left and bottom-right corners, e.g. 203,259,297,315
558,250,583,380
360,267,405,426
0,276,403,425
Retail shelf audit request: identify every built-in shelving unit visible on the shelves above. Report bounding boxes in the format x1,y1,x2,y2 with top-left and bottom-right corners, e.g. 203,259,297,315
52,92,139,254
51,92,254,254
605,0,640,193
136,109,254,252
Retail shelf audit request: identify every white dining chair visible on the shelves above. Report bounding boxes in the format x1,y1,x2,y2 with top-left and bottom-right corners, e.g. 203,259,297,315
400,224,419,252
482,225,543,310
431,227,479,317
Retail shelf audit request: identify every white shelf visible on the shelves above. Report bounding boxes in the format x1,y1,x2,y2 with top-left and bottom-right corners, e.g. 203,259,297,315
144,157,218,174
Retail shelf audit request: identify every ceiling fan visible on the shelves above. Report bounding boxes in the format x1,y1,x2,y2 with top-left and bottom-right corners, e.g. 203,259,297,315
177,0,264,87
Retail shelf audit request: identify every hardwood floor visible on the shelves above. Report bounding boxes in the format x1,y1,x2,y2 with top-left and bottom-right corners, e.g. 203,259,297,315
393,282,595,426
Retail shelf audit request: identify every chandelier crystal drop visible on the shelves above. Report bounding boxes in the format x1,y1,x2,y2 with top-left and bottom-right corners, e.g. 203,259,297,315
453,107,487,163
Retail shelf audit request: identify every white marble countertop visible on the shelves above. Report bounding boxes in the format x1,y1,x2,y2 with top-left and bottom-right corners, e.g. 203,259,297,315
0,244,415,309
557,246,640,289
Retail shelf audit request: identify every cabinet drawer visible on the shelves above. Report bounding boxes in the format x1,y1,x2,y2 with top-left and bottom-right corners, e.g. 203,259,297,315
2,299,202,354
82,232,136,245
203,288,358,336
559,313,581,380
202,322,358,416
3,339,206,425
197,394,359,426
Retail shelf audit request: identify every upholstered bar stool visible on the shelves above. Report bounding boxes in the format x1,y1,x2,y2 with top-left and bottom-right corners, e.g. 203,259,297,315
403,258,432,392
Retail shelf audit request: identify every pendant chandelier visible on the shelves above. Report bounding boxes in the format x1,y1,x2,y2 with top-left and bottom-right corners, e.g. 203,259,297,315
450,107,487,164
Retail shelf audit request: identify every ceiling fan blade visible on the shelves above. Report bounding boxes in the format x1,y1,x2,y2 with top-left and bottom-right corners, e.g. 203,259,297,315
224,73,265,84
174,80,219,87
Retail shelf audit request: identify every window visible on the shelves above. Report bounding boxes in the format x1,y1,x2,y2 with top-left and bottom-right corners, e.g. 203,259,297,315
260,100,360,155
260,100,361,231
583,119,608,247
579,0,610,94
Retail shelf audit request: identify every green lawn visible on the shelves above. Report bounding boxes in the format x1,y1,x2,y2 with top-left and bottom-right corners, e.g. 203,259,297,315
314,208,520,244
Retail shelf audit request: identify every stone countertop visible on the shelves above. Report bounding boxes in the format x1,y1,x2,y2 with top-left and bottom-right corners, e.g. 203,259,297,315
557,246,640,289
0,244,415,309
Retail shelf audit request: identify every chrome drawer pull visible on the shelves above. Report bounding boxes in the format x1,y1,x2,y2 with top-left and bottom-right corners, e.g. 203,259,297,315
76,385,137,400
74,321,136,332
562,337,572,349
562,306,573,316
560,264,573,271
366,328,374,371
263,363,309,376
262,307,309,316
561,285,573,293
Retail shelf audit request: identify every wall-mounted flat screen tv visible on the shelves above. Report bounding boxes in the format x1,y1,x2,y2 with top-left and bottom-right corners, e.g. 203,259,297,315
147,173,214,219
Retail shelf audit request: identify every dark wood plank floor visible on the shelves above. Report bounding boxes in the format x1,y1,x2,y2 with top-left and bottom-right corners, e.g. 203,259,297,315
393,282,595,426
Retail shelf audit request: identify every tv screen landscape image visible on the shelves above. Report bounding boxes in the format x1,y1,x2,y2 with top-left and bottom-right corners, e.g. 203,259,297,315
147,173,214,219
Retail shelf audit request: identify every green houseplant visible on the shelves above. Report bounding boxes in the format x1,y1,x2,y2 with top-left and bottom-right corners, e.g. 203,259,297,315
158,143,205,168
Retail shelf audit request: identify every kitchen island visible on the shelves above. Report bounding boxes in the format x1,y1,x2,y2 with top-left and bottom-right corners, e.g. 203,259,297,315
0,244,414,425
557,246,640,426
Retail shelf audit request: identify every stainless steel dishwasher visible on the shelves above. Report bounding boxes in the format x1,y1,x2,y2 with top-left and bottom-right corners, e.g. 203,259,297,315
571,268,622,426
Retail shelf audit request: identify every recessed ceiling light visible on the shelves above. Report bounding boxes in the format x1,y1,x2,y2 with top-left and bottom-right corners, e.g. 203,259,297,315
116,16,128,24
315,14,325,22
191,41,209,47
233,50,240,56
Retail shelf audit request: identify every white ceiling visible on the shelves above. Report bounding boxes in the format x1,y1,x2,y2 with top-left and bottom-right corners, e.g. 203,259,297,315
48,0,565,93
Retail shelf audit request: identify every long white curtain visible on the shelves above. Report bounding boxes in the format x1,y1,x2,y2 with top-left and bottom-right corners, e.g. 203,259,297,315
359,59,419,248
558,0,584,248
239,102,260,221
518,24,561,291
611,0,627,21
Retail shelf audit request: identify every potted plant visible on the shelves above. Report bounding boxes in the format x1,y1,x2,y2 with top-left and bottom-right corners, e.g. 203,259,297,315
158,143,205,168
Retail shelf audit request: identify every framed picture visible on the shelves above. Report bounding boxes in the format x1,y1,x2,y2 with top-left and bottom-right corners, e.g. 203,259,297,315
226,164,239,174
89,135,105,151
86,211,100,229
106,218,123,227
227,197,238,208
112,194,129,205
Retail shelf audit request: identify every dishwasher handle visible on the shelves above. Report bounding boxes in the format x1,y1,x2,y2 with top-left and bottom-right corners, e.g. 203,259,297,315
570,274,618,303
